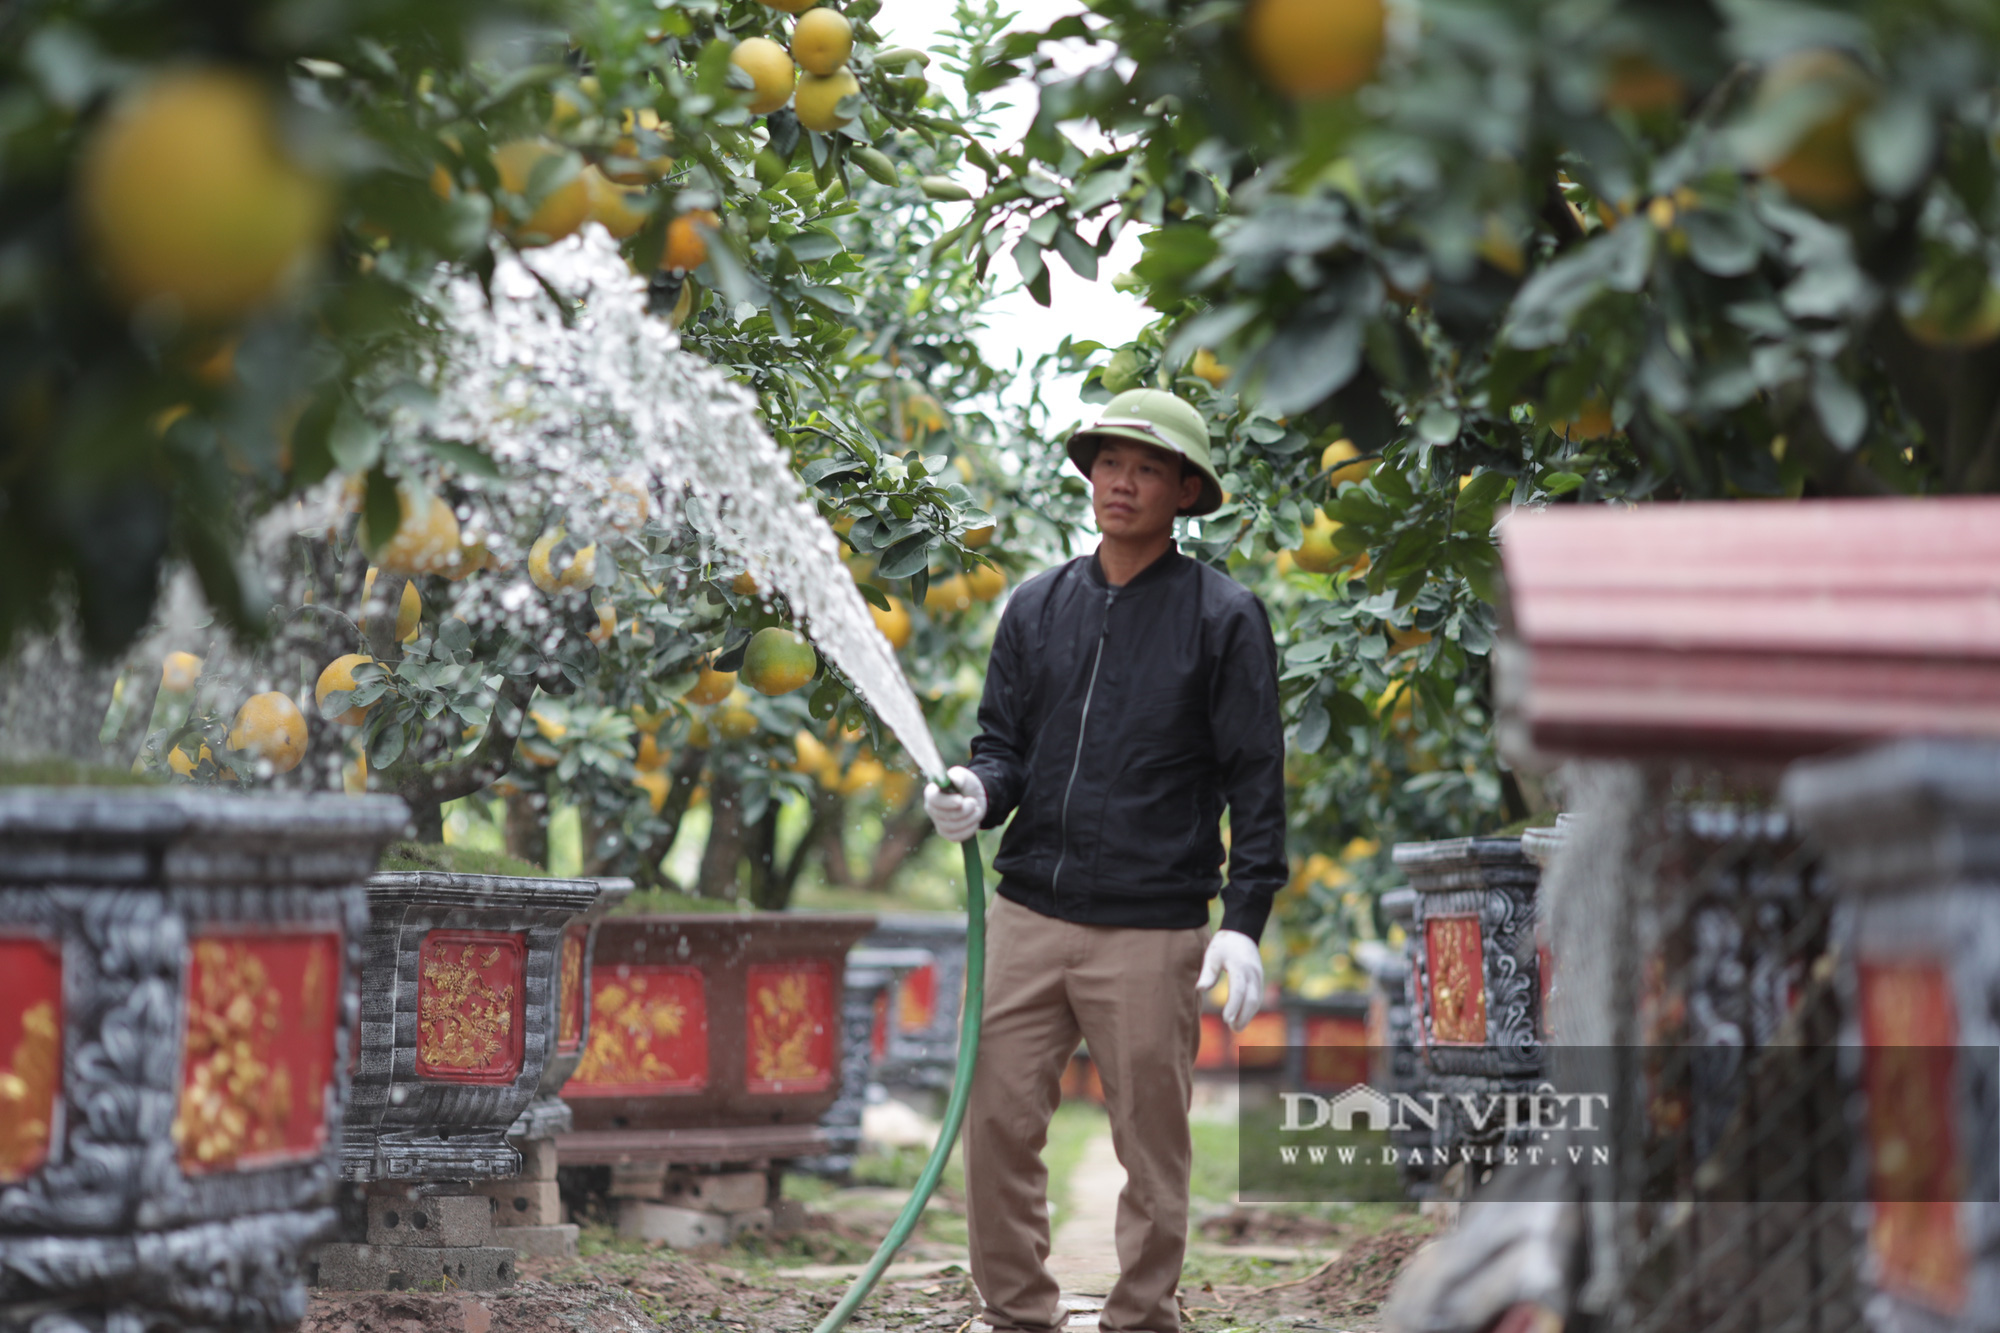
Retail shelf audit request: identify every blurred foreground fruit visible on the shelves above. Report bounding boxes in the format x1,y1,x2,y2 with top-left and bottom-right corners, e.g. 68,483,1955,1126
1191,349,1231,387
1292,509,1355,574
741,627,817,695
78,69,333,319
529,527,596,593
664,210,718,271
1321,438,1373,487
1243,0,1385,101
871,596,912,649
315,654,375,725
714,693,759,740
581,166,650,239
1751,49,1874,212
367,485,462,574
228,692,308,773
964,563,1007,601
160,651,203,694
924,575,972,614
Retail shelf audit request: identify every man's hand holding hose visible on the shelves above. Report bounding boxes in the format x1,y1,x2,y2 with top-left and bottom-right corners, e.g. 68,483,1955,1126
923,766,987,842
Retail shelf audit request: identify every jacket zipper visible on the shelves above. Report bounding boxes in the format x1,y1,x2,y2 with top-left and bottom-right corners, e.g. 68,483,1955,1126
1052,584,1118,911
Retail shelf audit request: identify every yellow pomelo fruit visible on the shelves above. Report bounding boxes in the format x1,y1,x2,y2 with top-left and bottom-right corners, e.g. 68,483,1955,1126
444,534,488,581
395,582,422,644
714,692,759,741
794,69,862,134
636,732,670,772
1752,49,1874,212
871,596,913,650
369,485,462,574
732,37,798,114
316,653,375,726
518,736,560,768
964,563,1007,601
168,741,214,778
1388,624,1433,653
1899,277,2000,349
227,691,308,774
343,747,368,794
588,601,618,645
664,210,718,272
1377,675,1414,723
684,663,737,706
606,476,652,532
924,574,972,614
492,139,591,244
731,571,762,596
742,627,817,696
1321,438,1373,486
1602,50,1686,114
841,754,886,796
581,165,651,239
881,770,916,808
78,69,332,319
1555,398,1618,441
1191,348,1231,387
528,527,595,593
794,729,832,775
963,524,995,548
1292,509,1355,574
633,768,670,813
161,651,203,693
1243,0,1385,101
791,9,855,77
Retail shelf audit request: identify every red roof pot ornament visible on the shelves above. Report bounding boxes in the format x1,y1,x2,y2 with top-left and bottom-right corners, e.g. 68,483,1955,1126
1497,497,2000,764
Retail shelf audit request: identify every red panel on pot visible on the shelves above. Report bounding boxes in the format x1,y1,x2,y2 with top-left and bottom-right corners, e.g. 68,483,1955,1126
745,960,835,1095
1425,915,1487,1045
1859,957,1966,1315
1235,1011,1287,1068
557,924,587,1055
568,963,709,1095
175,930,342,1173
897,962,937,1033
1302,1015,1370,1090
871,990,889,1063
415,930,526,1084
1195,1013,1231,1069
0,935,61,1183
1499,498,2000,759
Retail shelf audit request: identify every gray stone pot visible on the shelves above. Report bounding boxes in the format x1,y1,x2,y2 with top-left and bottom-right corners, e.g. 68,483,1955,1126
1784,740,2000,1333
1394,836,1544,1079
343,871,598,1182
0,789,406,1332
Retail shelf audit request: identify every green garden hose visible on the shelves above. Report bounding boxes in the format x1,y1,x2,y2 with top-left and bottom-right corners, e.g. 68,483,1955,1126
813,834,986,1333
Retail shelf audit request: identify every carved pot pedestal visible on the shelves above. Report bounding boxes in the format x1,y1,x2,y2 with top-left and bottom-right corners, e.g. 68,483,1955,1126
313,869,597,1289
859,912,968,1097
803,945,930,1178
558,913,875,1244
1785,741,2000,1333
1398,837,1544,1079
0,789,406,1332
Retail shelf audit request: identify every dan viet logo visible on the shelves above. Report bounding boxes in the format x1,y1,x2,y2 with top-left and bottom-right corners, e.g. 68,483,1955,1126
1274,1084,1613,1168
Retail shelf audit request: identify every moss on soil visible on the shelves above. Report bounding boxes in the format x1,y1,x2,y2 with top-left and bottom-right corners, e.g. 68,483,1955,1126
0,757,161,787
378,839,549,878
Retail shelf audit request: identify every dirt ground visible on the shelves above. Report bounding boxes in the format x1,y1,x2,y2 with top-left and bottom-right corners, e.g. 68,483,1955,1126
303,1195,1434,1333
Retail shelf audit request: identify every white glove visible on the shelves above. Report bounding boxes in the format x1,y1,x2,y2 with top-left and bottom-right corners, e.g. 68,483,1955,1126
923,766,987,842
1197,929,1266,1032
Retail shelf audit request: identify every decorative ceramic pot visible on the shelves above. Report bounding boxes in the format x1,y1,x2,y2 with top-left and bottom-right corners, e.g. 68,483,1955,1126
560,913,875,1167
0,789,405,1331
342,871,600,1182
859,912,967,1093
1397,836,1543,1079
1519,816,1573,1042
1785,740,2000,1331
508,878,633,1142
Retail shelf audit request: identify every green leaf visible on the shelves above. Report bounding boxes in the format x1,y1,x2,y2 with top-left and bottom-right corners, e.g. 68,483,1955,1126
855,581,891,611
425,438,501,479
1541,471,1585,495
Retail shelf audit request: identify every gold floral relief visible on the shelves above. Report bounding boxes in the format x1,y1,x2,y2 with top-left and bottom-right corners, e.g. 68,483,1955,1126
173,939,293,1170
748,966,830,1089
0,1001,58,1182
416,939,520,1077
558,928,586,1052
1426,916,1487,1045
569,966,708,1093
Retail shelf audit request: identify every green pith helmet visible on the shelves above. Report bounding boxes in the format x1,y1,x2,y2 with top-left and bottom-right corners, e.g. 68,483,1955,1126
1067,388,1225,517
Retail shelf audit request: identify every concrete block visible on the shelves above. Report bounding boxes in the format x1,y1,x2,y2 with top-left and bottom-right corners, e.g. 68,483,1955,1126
609,1161,668,1199
663,1170,767,1214
769,1197,810,1236
311,1243,518,1292
514,1137,560,1181
616,1201,728,1248
366,1191,497,1248
473,1179,563,1227
501,1224,579,1258
726,1206,771,1241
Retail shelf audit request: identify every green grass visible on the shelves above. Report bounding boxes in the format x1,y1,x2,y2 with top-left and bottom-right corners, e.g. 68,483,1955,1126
0,758,160,787
614,887,745,914
1190,1116,1242,1206
377,839,549,878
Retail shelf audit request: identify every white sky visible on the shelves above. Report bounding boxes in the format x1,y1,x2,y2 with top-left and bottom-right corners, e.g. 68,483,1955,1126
870,0,1156,438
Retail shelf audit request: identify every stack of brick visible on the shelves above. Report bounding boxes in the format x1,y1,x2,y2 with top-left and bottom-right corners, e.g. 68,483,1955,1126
313,1187,518,1291
609,1163,774,1248
472,1137,577,1258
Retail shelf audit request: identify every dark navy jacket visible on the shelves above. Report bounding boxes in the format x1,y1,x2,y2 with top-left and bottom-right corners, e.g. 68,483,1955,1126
965,547,1287,942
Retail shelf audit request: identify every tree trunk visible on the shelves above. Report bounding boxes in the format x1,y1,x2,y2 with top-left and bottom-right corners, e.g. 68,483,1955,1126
407,797,446,844
630,745,708,890
812,787,853,885
696,771,746,899
745,804,783,910
864,799,935,891
505,785,549,868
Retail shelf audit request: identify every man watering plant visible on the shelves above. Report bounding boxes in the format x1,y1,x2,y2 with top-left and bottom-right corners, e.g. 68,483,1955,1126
924,388,1287,1333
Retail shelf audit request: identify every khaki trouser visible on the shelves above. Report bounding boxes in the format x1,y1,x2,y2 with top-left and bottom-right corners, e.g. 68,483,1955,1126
964,894,1209,1333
